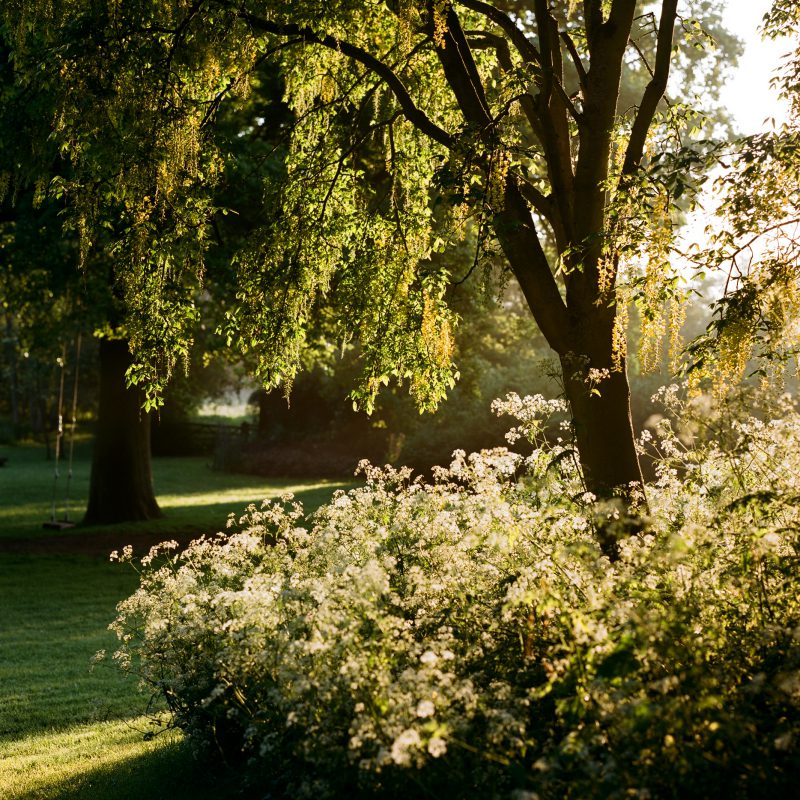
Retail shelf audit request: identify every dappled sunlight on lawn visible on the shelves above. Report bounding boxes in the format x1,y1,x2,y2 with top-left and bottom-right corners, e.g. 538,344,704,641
0,716,180,799
156,478,350,509
0,444,357,538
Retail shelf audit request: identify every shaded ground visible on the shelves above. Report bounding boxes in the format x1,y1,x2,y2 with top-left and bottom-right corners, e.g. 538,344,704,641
0,443,349,799
0,525,209,557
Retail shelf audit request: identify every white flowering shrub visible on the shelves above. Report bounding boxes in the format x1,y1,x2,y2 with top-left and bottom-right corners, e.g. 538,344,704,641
110,391,800,799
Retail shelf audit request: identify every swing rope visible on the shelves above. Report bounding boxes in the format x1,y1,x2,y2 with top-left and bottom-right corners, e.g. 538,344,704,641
45,334,81,529
48,343,67,525
61,332,82,521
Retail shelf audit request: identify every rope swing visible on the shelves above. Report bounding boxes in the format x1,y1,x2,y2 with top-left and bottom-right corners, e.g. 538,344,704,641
43,333,82,530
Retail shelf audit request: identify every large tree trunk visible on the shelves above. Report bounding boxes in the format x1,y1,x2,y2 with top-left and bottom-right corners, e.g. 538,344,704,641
494,183,645,504
559,295,645,502
562,357,644,559
560,353,643,499
83,337,162,525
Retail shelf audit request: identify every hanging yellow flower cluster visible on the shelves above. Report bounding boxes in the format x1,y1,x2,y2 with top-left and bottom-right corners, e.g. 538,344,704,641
421,291,454,370
432,1,451,49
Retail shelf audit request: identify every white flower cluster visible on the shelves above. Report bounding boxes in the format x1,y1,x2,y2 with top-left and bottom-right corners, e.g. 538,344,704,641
107,389,800,798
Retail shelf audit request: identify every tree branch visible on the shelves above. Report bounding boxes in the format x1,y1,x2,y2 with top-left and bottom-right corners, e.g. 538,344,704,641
607,0,639,33
456,0,542,65
550,74,583,123
559,30,588,93
465,29,513,72
621,0,678,175
517,177,555,225
239,12,453,149
532,0,575,239
583,0,604,48
441,6,495,128
429,5,494,133
495,176,570,351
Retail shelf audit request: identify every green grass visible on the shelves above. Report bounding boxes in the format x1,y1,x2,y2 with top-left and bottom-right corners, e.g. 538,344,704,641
0,717,253,800
0,440,352,539
0,442,354,798
0,556,140,737
0,554,258,799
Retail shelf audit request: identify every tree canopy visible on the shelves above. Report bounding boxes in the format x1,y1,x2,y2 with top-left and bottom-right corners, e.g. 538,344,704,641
2,1,756,510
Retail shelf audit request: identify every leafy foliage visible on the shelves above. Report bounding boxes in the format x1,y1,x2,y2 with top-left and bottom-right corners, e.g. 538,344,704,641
684,6,800,397
3,2,736,416
110,388,800,799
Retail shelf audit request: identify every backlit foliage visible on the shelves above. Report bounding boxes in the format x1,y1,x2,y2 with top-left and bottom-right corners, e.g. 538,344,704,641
109,388,800,798
3,1,735,413
686,4,800,398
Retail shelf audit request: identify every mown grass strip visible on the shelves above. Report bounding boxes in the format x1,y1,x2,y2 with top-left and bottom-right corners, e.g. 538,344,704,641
0,442,353,539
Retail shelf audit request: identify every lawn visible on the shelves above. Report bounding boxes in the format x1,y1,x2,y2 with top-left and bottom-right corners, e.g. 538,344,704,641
0,439,351,540
0,443,352,799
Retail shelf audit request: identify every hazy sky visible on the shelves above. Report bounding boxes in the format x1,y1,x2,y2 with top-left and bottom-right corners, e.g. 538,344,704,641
720,0,791,133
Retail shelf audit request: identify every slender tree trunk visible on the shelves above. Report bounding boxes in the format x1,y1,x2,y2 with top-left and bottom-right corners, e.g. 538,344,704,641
83,337,162,525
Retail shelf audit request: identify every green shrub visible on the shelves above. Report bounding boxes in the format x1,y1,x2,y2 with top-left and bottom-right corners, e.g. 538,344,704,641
109,390,800,799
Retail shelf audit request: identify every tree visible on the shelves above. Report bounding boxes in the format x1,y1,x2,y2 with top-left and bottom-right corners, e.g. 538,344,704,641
6,1,736,539
0,192,165,523
0,29,165,524
685,3,800,397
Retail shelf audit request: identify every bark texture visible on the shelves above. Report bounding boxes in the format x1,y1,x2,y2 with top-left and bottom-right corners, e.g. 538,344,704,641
83,337,162,525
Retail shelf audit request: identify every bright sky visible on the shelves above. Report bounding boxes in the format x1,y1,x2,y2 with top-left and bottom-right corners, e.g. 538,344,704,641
719,0,791,133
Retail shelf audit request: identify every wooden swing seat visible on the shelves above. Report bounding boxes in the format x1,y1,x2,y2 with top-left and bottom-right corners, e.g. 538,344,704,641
42,520,76,530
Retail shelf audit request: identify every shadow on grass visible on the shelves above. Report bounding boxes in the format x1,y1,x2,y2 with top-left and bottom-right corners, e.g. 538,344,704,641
10,727,252,800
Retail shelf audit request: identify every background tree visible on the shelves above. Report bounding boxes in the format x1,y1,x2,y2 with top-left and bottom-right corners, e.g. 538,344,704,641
0,27,165,523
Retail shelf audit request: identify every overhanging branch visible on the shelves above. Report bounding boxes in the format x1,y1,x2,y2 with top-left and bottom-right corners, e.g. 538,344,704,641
621,0,678,176
239,12,453,150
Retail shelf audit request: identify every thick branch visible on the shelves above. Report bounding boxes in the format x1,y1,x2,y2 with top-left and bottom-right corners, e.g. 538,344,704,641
240,12,453,149
560,30,588,93
434,5,494,130
622,0,678,175
583,0,604,48
457,1,556,163
607,0,639,33
495,177,570,351
570,0,636,309
532,0,575,239
456,0,542,65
